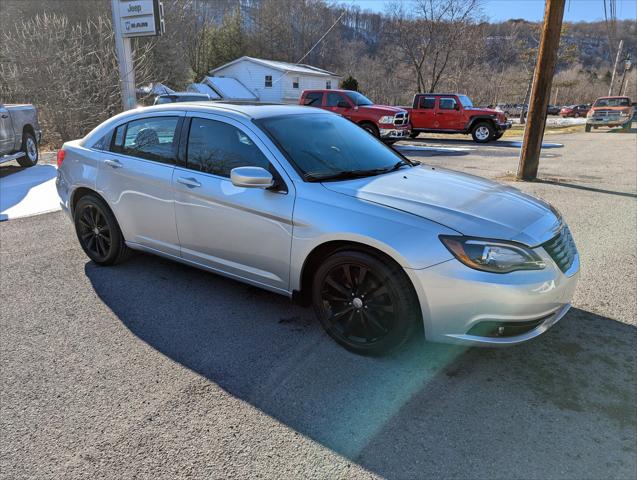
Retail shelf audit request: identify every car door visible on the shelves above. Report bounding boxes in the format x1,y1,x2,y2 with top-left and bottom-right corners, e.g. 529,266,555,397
436,96,463,130
0,105,15,154
324,92,352,119
410,95,436,129
173,113,295,293
96,112,184,257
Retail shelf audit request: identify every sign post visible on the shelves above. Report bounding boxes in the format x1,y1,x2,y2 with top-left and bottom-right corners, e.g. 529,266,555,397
111,0,165,111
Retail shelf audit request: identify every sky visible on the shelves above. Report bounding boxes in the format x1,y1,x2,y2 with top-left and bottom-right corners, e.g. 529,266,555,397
335,0,637,22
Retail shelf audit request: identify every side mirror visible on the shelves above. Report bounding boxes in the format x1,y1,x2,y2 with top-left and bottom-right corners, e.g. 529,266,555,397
454,103,460,111
337,101,350,108
230,166,274,189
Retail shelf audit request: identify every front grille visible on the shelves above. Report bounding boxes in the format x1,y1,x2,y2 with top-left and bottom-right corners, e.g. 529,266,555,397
593,110,620,119
542,226,577,273
394,112,408,126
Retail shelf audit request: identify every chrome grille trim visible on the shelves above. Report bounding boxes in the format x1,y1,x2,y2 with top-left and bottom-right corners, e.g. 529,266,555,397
542,226,577,273
394,112,408,126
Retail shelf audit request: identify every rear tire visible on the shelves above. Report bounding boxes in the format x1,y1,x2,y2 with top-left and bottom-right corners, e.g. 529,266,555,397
471,122,494,143
585,124,591,132
311,250,420,355
17,132,38,167
74,194,130,266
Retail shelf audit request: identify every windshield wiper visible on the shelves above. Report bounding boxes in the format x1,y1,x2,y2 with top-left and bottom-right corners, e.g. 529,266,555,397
304,160,421,182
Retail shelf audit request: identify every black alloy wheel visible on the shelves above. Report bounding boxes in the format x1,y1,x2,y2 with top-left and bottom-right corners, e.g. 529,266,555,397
74,194,130,265
312,250,419,355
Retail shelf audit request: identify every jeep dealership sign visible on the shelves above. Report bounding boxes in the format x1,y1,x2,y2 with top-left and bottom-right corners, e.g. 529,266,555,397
117,0,164,37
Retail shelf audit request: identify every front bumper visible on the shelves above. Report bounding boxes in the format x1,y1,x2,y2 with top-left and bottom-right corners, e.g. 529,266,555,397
586,116,632,127
379,125,411,140
496,121,512,132
405,245,579,347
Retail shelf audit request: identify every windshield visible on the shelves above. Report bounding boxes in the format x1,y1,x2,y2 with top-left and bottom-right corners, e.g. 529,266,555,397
345,91,374,106
594,97,630,107
458,95,473,108
258,113,409,180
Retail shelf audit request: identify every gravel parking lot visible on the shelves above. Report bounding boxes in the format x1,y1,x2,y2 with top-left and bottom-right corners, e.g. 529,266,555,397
1,128,635,479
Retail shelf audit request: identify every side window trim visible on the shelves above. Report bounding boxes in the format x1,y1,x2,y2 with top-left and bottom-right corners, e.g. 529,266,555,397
181,113,289,193
108,115,184,165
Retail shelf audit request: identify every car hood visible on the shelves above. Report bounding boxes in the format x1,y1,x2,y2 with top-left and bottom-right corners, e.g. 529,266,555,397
321,166,561,246
358,105,407,115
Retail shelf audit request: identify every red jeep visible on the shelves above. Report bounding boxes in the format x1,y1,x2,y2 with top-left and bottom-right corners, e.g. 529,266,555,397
405,93,511,143
300,89,411,143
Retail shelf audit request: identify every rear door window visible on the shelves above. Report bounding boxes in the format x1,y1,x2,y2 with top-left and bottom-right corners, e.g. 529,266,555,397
303,92,324,106
119,117,180,164
186,118,270,178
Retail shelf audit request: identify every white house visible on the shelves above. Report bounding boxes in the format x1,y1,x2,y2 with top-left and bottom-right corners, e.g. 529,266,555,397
208,56,341,104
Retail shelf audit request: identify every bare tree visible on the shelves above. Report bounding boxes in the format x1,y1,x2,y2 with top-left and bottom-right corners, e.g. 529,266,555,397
388,0,483,93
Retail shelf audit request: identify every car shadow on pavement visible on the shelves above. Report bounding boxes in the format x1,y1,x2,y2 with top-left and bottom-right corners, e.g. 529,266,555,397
85,254,637,479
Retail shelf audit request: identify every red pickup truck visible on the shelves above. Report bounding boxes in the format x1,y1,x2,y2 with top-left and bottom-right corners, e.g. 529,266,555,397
300,89,411,143
405,93,511,143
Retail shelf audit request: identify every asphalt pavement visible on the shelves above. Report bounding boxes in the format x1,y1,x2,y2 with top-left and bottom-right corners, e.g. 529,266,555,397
1,128,635,479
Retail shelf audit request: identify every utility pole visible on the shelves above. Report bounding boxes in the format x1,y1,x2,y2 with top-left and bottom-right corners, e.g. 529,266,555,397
517,0,566,181
618,53,632,96
608,39,624,96
111,0,137,110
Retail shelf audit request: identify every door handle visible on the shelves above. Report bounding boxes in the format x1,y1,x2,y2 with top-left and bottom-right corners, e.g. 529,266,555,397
1,114,8,118
104,159,123,168
176,177,201,188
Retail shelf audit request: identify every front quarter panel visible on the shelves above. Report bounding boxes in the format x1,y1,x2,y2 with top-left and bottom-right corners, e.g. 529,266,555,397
289,184,457,292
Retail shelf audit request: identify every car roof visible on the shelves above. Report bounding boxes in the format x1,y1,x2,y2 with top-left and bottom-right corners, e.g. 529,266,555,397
138,102,326,120
80,102,327,146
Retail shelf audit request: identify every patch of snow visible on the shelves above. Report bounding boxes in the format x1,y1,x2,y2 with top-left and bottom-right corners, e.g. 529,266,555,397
0,164,60,221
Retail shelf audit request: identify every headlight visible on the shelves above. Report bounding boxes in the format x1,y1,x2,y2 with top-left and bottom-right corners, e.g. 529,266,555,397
619,111,630,117
440,236,546,273
379,115,394,124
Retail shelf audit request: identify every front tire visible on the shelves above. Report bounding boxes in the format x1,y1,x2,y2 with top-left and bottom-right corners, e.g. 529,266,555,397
409,132,419,139
471,122,494,143
585,124,592,132
74,194,130,265
360,122,380,138
492,132,504,141
17,131,38,167
311,250,420,355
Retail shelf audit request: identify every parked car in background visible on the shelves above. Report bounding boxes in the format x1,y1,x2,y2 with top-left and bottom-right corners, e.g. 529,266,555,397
559,104,590,118
496,103,527,117
154,92,212,105
0,103,42,167
56,102,578,355
585,96,634,131
299,89,410,144
547,105,561,115
405,93,511,143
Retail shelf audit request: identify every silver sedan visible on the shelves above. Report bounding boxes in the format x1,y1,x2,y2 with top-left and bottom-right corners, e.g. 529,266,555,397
56,103,579,355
